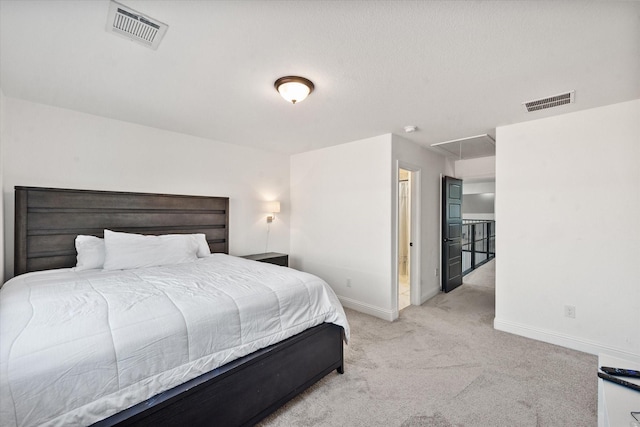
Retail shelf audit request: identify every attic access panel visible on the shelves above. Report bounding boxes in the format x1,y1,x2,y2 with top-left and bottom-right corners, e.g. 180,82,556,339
431,134,496,160
106,1,168,50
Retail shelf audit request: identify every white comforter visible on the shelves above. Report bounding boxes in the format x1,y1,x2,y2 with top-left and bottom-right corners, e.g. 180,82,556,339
0,254,349,427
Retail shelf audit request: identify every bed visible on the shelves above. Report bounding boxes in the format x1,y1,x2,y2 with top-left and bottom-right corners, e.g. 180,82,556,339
1,186,349,427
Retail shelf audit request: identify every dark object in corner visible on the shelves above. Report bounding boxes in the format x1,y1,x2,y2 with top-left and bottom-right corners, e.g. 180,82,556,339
600,366,640,378
241,252,288,267
598,372,640,393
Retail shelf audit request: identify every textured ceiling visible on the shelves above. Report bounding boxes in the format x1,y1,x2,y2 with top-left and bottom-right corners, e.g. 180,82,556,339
1,1,638,155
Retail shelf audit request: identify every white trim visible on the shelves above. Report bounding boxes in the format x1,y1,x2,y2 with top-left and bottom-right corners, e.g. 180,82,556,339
397,161,422,310
338,295,395,322
409,169,421,306
420,286,440,305
494,318,640,360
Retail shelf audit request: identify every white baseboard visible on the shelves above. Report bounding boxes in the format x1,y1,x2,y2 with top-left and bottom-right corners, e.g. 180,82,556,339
420,287,440,304
338,296,394,322
494,318,640,360
337,292,441,322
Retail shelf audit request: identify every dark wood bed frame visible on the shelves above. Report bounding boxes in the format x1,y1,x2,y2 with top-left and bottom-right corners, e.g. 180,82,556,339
13,186,344,427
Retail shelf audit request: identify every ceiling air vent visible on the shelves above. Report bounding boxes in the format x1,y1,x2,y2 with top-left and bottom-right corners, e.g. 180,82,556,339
523,91,575,113
106,1,168,50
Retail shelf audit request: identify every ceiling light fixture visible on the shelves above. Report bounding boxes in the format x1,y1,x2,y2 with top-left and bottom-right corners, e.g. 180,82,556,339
274,76,314,104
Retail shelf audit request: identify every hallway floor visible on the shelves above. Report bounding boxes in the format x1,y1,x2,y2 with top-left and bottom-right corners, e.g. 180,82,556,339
400,259,495,312
463,258,495,288
399,274,410,310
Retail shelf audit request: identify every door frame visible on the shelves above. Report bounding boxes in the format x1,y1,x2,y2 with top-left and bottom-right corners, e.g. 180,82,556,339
394,161,422,316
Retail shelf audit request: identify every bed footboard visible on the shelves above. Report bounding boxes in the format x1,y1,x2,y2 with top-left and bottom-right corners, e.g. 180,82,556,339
94,323,344,427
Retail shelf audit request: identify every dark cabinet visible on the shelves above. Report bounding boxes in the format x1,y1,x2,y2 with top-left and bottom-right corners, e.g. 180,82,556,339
241,252,288,267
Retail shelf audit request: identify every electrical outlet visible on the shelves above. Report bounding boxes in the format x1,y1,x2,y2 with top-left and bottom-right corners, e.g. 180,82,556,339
564,305,576,318
346,278,352,288
434,268,439,277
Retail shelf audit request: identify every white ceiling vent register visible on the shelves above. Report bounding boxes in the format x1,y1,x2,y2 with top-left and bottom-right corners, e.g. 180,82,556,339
106,1,168,50
523,91,575,113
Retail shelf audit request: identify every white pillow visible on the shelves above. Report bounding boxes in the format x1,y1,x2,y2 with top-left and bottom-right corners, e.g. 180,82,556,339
194,233,211,258
74,235,106,271
103,230,199,270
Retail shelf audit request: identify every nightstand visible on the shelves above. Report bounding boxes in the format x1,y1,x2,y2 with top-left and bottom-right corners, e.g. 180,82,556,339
241,252,288,267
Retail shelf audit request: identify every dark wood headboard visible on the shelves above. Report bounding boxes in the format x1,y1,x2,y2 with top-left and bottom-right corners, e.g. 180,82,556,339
14,186,229,275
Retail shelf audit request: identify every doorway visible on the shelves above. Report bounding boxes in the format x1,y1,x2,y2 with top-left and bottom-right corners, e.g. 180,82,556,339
398,168,412,310
397,166,420,312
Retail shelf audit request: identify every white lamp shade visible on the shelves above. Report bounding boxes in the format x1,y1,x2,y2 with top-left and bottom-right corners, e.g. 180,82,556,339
274,76,314,104
265,201,280,213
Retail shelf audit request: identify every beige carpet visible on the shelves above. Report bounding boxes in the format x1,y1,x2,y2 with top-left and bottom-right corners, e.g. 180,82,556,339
462,259,495,289
260,260,597,426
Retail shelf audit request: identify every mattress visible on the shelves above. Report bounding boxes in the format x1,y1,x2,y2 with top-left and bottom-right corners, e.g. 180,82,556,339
0,254,349,427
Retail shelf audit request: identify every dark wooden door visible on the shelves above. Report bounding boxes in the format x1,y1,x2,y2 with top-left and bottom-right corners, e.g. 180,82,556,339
442,176,463,292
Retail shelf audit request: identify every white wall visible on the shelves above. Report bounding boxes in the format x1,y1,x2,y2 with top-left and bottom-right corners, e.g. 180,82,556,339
392,135,452,310
289,134,451,321
0,90,4,282
463,181,495,195
454,156,495,181
495,99,640,359
1,97,290,280
456,158,496,220
462,193,494,215
290,135,394,320
463,183,495,220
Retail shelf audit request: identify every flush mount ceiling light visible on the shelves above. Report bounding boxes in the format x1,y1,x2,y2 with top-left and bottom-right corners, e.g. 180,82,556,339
274,76,314,104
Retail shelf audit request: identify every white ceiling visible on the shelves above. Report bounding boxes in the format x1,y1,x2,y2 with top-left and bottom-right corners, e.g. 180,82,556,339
1,1,638,155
